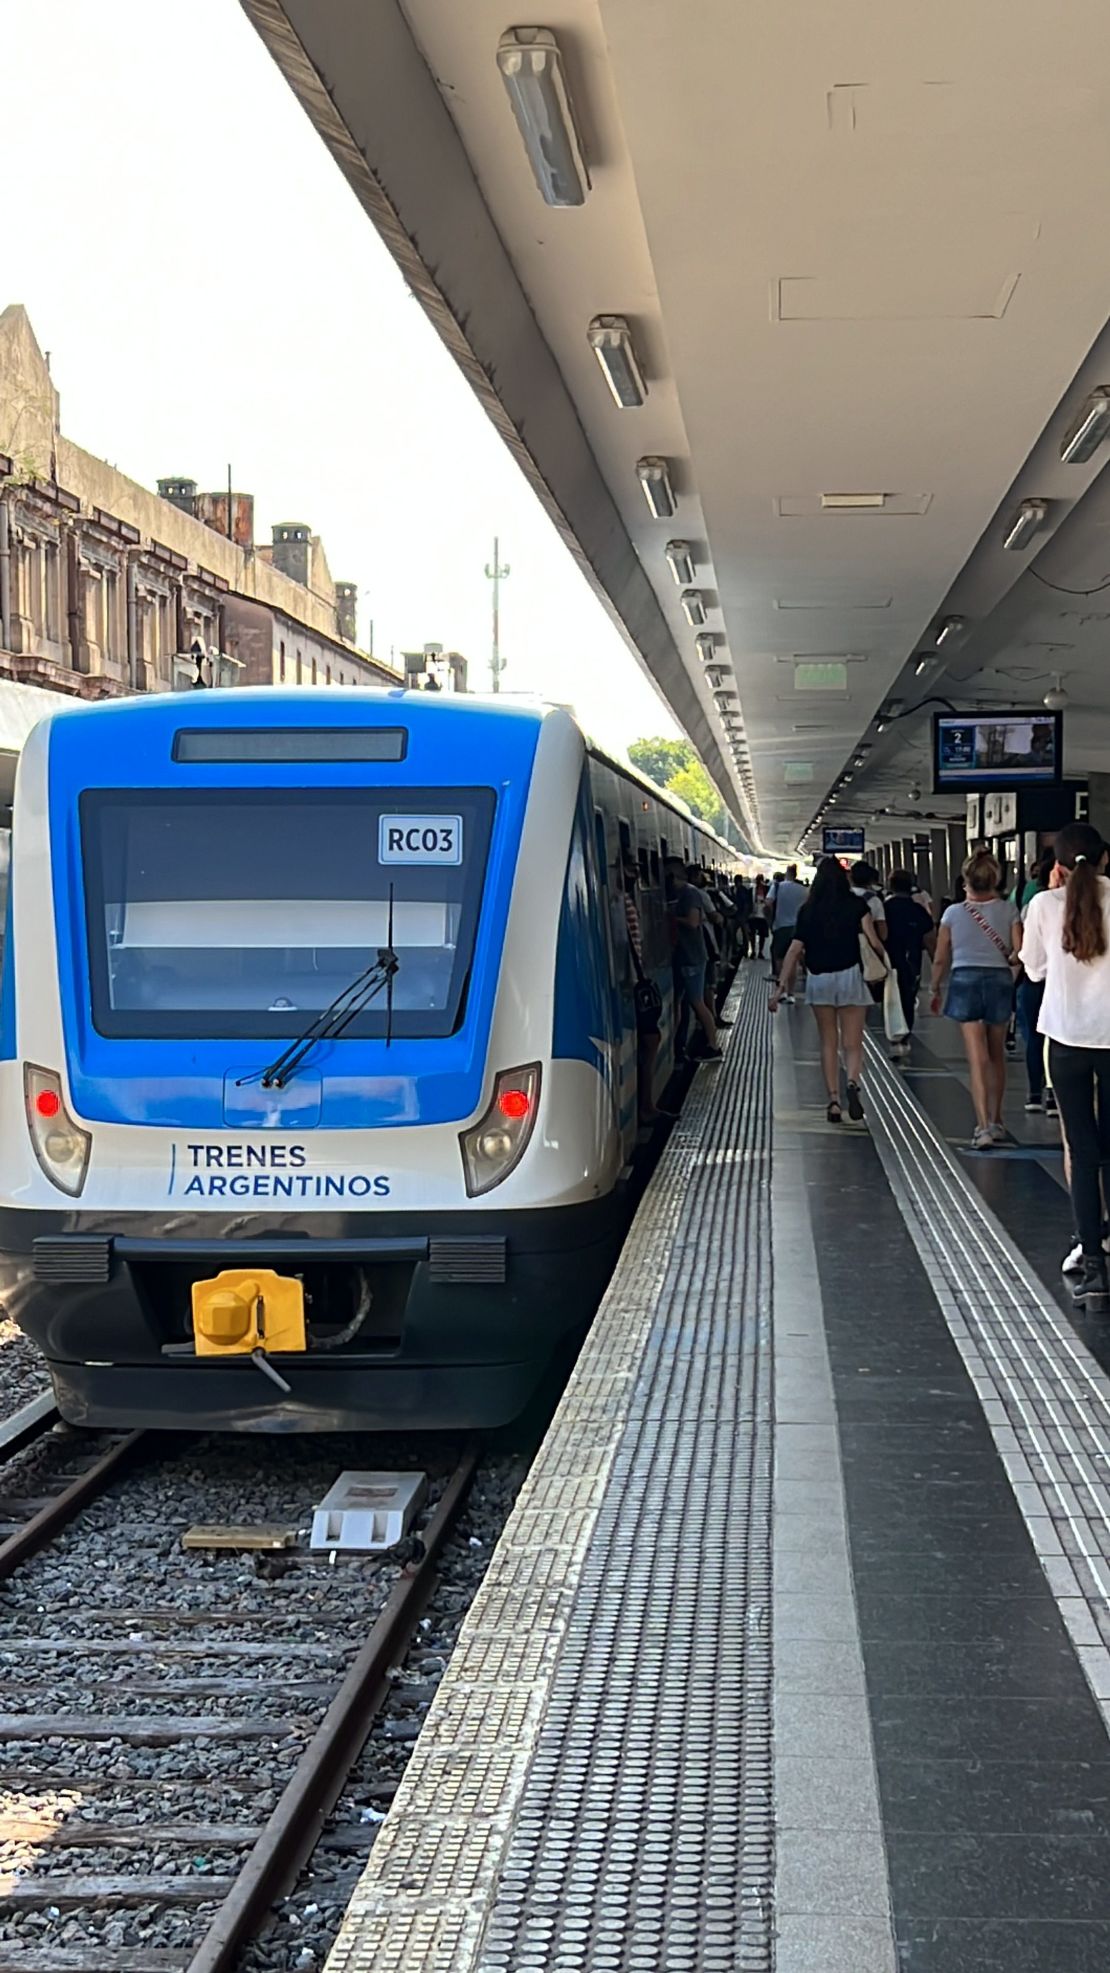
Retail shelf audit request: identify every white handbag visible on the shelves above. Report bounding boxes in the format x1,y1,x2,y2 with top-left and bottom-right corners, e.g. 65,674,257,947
883,966,909,1041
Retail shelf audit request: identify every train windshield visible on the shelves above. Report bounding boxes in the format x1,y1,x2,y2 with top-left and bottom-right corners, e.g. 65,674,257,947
80,787,495,1041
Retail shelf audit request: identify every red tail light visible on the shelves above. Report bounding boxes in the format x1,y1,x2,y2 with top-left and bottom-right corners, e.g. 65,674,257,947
497,1088,531,1121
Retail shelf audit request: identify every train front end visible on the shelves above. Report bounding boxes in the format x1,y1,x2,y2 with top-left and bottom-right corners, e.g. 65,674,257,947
0,691,623,1430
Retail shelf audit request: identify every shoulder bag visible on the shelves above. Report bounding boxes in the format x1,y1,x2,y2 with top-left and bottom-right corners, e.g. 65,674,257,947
630,938,663,1029
961,901,1021,978
858,896,890,983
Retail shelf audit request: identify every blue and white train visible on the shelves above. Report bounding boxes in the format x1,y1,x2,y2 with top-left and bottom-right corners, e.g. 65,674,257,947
0,689,733,1430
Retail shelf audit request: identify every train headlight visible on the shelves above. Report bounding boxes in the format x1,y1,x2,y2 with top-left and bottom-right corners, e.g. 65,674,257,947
24,1065,92,1198
460,1064,541,1198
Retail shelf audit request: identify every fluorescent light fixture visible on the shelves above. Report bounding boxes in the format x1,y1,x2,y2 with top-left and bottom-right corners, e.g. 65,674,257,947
876,718,888,734
637,457,676,519
587,316,647,408
694,632,717,664
935,616,966,648
681,589,708,627
496,29,590,208
852,753,867,768
1001,498,1048,551
913,655,932,677
665,540,695,586
1060,387,1110,465
820,493,886,510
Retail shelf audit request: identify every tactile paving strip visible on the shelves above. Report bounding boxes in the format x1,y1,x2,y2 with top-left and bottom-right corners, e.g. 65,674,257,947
325,972,775,1973
865,1038,1110,1724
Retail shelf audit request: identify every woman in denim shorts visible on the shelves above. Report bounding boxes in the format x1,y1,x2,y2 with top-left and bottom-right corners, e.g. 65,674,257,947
931,852,1021,1149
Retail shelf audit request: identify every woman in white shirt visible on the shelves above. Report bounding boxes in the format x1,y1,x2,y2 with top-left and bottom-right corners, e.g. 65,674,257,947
1022,823,1110,1311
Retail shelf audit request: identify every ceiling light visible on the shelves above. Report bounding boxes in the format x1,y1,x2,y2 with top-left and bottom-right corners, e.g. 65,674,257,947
914,655,932,677
935,616,966,648
496,29,590,208
820,493,886,511
637,457,676,519
876,718,888,734
1060,387,1110,465
852,754,866,768
1043,675,1069,711
694,632,717,665
681,589,707,627
666,540,695,586
587,316,647,408
1002,499,1048,551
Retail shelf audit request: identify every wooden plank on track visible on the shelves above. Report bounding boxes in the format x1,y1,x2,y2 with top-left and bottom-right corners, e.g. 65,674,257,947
0,1677,336,1701
0,1636,351,1659
0,1951,188,1972
0,1715,302,1742
0,1873,235,1907
0,1820,257,1848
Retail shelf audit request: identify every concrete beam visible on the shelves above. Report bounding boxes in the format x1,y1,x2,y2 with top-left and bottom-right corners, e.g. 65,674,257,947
240,0,746,839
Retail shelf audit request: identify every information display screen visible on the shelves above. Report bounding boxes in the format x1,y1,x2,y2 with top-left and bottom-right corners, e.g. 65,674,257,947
822,826,865,856
933,712,1062,792
173,728,408,764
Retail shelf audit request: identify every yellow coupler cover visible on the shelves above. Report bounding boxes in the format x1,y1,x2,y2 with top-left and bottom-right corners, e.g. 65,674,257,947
191,1270,305,1356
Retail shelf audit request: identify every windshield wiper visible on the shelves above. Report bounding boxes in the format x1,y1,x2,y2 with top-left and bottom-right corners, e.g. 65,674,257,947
244,949,400,1092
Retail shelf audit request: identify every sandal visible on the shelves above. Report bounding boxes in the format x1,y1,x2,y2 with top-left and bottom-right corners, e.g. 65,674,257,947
826,1099,842,1124
846,1080,864,1122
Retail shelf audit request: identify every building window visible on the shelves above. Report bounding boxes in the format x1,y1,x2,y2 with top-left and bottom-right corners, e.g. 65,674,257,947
311,658,318,685
44,543,60,644
296,652,302,684
326,665,332,686
279,647,286,683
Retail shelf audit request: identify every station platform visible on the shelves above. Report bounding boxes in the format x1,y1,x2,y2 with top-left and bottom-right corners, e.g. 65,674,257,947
325,967,1110,1973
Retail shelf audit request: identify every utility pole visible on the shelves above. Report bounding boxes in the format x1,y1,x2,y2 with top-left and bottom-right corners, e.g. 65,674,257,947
484,536,510,693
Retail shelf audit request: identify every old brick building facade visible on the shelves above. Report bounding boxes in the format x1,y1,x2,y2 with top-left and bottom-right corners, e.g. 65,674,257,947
0,305,396,702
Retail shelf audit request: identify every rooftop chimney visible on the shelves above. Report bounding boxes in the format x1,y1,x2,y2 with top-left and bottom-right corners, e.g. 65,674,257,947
271,521,311,588
158,477,197,516
336,581,358,643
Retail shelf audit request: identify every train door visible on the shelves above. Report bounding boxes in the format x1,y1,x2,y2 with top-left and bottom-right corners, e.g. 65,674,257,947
592,806,637,1154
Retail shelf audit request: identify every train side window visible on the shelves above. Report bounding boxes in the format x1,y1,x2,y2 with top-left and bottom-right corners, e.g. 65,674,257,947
649,849,660,886
638,848,650,886
618,819,632,862
594,811,610,887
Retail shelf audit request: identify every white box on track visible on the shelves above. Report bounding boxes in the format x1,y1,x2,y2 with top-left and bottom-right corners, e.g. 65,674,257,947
310,1470,427,1552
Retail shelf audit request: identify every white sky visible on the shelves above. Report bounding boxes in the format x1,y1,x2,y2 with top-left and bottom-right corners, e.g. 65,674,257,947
3,0,678,757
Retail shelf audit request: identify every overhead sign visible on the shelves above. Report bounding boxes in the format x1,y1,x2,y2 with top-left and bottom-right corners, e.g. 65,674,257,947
378,815,463,865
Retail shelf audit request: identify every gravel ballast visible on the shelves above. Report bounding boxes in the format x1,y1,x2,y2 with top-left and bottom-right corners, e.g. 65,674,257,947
0,1432,523,1964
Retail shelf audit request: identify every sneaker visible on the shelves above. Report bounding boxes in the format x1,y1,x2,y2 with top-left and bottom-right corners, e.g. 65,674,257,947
972,1124,994,1150
1071,1257,1110,1313
846,1080,864,1122
1044,1090,1059,1116
1024,1095,1044,1112
1063,1240,1084,1275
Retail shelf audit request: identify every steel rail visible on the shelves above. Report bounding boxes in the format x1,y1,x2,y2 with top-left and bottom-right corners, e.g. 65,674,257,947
0,1389,59,1461
185,1440,482,1973
0,1429,148,1582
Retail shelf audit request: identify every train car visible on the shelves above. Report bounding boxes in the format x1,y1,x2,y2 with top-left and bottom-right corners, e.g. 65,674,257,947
0,689,733,1431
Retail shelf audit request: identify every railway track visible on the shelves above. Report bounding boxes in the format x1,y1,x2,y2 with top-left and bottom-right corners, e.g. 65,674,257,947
0,1431,484,1972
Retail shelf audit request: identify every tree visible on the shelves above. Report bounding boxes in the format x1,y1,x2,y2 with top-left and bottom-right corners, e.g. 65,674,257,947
665,761,726,837
627,736,693,790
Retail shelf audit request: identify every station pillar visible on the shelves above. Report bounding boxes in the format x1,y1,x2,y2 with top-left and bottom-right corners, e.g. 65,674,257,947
947,820,967,898
930,828,948,907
